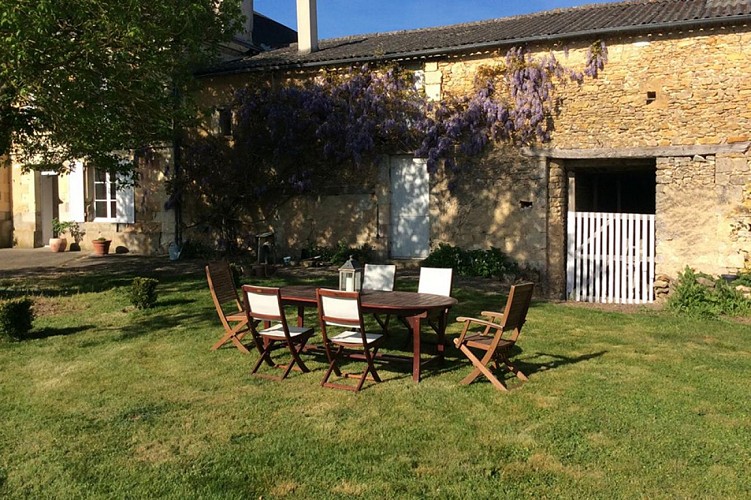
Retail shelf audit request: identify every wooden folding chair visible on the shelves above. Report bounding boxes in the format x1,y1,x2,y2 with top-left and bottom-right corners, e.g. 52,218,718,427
242,285,315,381
316,288,385,392
362,263,396,333
206,261,251,353
453,282,534,392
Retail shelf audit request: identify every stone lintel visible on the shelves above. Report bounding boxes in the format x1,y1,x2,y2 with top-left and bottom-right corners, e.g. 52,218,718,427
523,143,751,159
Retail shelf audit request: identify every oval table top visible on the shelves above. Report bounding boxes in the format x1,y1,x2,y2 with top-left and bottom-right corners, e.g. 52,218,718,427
280,285,457,316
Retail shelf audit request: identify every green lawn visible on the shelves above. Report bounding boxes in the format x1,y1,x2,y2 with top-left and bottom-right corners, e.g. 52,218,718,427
1,259,750,498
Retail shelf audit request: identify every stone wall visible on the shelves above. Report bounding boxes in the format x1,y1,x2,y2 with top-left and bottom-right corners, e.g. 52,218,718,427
435,26,751,284
272,192,381,261
546,160,568,297
429,150,549,269
0,158,12,247
11,164,40,248
657,154,750,276
437,27,751,150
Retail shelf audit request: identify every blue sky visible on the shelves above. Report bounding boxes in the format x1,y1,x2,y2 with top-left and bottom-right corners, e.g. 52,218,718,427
254,0,622,39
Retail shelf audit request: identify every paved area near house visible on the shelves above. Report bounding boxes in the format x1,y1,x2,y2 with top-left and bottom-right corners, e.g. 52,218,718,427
0,248,202,279
0,248,91,271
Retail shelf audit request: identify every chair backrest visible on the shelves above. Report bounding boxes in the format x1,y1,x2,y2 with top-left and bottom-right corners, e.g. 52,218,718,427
500,282,535,341
316,288,365,333
418,267,454,297
206,261,243,315
362,264,396,291
242,285,284,322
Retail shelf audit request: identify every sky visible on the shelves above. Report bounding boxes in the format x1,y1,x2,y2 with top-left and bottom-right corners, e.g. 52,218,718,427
254,0,623,40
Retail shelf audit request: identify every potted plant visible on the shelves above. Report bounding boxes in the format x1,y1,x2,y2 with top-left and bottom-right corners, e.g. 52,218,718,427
67,222,85,251
92,236,112,256
49,218,71,252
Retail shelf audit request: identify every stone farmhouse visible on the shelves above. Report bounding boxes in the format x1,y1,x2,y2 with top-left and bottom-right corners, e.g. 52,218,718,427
4,0,751,303
199,0,751,302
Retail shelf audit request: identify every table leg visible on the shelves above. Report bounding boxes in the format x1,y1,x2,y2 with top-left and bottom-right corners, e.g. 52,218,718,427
437,309,447,360
297,305,305,327
409,315,421,382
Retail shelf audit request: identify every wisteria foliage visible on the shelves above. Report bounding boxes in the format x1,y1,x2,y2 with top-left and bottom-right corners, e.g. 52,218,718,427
180,43,606,242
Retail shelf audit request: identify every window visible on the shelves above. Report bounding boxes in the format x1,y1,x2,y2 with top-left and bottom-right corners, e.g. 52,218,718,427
218,108,233,136
94,170,117,220
211,107,232,136
92,169,135,223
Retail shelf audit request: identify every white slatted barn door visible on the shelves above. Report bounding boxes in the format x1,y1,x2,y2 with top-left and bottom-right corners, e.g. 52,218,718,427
566,212,655,304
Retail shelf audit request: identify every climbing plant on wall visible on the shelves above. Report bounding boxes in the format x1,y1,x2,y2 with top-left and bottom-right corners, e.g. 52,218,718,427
178,42,607,249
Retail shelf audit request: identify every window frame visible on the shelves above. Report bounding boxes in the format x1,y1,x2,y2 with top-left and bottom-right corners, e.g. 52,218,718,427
91,168,135,223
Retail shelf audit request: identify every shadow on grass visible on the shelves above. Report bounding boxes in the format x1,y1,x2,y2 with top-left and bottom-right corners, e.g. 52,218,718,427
21,325,96,340
155,298,196,307
111,304,216,342
514,350,608,376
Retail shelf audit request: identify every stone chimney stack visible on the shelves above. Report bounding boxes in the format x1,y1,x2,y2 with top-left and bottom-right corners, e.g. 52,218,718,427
241,0,254,42
296,0,318,54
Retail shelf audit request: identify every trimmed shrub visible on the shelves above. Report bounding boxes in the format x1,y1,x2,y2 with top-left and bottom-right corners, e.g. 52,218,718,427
0,297,35,340
128,277,159,309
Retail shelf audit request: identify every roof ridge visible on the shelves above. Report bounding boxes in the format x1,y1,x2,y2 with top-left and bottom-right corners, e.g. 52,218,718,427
201,0,751,77
318,0,664,43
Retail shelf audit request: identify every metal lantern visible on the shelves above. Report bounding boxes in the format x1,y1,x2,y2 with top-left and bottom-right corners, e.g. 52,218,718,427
338,255,362,291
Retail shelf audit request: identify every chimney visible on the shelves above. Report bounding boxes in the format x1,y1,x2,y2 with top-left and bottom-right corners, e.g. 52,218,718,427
241,0,254,42
296,0,318,54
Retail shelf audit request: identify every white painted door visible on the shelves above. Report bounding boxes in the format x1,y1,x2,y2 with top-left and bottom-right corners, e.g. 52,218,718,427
390,156,429,259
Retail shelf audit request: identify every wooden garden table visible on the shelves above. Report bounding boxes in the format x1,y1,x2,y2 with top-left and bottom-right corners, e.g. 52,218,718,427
280,285,458,382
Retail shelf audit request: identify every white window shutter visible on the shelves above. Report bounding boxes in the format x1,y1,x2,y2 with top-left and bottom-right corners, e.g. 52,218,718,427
116,175,135,223
68,160,86,222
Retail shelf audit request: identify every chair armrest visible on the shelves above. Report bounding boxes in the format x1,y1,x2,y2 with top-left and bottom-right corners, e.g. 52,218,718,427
456,316,504,330
480,310,504,320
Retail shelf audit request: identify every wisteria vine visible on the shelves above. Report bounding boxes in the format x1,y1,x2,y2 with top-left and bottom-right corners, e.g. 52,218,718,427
179,42,607,246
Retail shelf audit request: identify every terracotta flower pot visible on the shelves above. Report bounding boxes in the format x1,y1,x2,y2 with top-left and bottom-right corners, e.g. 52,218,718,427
49,237,67,252
92,239,111,256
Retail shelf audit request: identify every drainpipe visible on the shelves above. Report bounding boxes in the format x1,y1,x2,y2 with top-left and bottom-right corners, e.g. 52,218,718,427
296,0,318,54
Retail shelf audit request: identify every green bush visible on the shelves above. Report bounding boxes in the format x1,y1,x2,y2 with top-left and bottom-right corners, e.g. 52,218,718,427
128,278,159,309
0,297,35,340
714,278,751,317
734,272,751,287
668,266,751,318
422,244,521,279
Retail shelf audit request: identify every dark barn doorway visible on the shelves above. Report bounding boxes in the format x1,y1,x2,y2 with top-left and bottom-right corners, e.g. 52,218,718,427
566,158,657,304
570,159,656,215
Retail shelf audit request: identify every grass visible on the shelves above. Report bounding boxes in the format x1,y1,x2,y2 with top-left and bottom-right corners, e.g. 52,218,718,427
1,258,750,498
